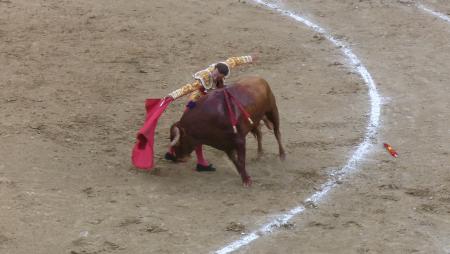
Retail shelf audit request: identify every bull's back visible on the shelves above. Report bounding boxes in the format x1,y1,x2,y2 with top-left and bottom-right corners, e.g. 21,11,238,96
230,76,273,112
202,76,272,121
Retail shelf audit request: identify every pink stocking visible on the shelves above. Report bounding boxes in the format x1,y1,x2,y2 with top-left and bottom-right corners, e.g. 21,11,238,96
167,146,175,155
195,145,209,166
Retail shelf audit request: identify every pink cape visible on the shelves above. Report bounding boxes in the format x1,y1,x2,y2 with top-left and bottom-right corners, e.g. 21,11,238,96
131,97,174,169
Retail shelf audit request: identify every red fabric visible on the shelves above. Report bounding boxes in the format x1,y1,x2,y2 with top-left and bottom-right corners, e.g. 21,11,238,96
223,89,253,132
224,90,237,128
226,90,252,120
132,97,174,169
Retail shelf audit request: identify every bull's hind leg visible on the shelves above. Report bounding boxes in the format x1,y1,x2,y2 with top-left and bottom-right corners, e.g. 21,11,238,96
250,126,263,158
265,107,286,160
262,115,273,130
226,137,252,187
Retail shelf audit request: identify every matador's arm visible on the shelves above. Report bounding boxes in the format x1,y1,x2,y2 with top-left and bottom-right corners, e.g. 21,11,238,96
168,55,255,100
222,55,253,70
168,80,202,100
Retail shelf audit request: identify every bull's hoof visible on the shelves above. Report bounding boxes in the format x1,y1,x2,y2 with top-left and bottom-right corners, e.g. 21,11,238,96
196,164,216,172
164,152,177,162
242,177,252,187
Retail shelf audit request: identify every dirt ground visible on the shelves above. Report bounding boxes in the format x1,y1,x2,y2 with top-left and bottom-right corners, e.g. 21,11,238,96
0,0,449,253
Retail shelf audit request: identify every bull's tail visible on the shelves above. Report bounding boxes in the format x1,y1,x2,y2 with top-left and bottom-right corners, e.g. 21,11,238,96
264,84,286,160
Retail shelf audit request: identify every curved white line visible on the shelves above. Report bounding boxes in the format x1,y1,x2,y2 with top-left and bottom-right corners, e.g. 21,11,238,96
418,4,450,23
214,1,381,253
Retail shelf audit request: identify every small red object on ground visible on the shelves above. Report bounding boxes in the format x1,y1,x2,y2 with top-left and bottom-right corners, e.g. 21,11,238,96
383,143,398,158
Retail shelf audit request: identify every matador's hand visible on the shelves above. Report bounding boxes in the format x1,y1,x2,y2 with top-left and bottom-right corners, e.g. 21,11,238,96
250,53,259,63
162,95,175,103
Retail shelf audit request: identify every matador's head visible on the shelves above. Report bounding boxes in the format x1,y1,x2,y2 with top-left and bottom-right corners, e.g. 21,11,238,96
211,63,229,86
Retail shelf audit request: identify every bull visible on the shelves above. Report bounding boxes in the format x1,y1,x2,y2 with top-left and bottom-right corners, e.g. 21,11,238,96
168,76,285,187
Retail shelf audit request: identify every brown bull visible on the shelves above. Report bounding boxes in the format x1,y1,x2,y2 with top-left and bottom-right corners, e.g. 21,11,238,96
169,76,285,186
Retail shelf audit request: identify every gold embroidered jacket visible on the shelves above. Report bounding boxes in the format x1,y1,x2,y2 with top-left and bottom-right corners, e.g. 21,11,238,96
168,56,253,101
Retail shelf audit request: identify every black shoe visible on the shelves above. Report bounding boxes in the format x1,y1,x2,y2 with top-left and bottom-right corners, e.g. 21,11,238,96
164,152,177,162
196,163,216,172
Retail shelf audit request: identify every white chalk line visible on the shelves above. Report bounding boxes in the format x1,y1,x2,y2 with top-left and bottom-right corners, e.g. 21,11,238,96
417,3,450,23
214,1,381,253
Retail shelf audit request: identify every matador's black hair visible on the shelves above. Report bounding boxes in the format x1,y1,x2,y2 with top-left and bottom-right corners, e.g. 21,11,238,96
215,62,229,76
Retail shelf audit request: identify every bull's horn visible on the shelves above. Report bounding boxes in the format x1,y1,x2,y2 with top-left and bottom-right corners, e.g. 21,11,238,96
170,126,180,147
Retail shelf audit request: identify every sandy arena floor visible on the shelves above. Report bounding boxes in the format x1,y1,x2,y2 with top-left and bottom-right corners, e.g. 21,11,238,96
0,0,449,253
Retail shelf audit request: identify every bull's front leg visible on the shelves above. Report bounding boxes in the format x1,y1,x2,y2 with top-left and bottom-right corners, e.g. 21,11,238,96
235,137,251,187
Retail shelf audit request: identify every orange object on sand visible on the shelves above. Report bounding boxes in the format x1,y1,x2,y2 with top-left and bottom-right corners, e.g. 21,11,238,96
383,143,398,158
